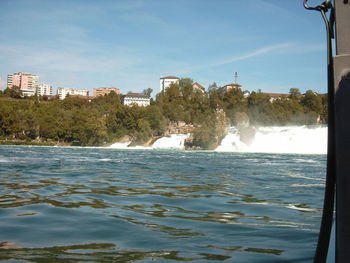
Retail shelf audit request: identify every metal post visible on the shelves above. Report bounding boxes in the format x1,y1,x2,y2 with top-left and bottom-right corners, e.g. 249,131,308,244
334,0,350,262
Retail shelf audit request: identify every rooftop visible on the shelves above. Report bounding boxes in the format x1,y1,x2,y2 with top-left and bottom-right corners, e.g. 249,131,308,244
94,87,120,90
223,83,242,87
193,82,205,90
160,76,179,80
125,92,150,98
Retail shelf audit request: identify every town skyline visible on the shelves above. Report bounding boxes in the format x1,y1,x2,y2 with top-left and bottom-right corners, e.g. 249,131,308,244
0,0,327,95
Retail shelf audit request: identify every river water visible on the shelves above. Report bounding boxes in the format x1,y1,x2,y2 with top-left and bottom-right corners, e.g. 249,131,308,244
0,146,325,262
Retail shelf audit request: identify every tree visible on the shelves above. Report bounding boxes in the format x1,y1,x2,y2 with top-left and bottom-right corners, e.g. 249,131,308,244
301,90,323,124
289,88,301,100
179,78,193,89
144,106,167,135
0,75,326,147
208,82,218,92
247,91,273,125
301,90,322,113
143,88,153,96
209,88,224,110
4,86,22,98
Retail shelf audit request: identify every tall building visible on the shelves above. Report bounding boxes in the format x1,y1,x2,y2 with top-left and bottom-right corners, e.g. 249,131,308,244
93,87,120,97
37,84,53,96
7,72,39,96
160,76,179,92
57,87,89,100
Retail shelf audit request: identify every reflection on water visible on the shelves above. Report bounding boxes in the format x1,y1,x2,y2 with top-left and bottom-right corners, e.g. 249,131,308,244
0,242,288,262
1,242,234,262
0,146,325,262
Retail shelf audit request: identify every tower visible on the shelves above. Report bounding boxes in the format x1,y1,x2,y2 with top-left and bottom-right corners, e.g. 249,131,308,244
234,72,238,84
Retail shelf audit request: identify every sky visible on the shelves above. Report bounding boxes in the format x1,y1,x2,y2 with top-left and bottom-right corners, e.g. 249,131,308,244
0,0,329,95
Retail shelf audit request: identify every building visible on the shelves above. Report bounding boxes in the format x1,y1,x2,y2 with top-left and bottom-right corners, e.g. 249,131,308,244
222,83,242,92
57,87,73,100
37,84,53,96
73,89,89,97
123,92,150,107
261,93,290,102
192,82,205,93
57,87,89,100
7,72,39,96
221,72,242,92
160,76,179,92
243,90,250,98
93,87,120,97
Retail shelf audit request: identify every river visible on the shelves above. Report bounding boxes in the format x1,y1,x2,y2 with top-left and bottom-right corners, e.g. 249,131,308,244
0,145,325,262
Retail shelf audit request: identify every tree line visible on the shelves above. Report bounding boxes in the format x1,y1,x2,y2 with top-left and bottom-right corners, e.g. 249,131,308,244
0,80,327,148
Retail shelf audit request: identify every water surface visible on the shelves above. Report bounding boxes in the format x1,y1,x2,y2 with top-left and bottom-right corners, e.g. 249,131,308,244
0,146,325,262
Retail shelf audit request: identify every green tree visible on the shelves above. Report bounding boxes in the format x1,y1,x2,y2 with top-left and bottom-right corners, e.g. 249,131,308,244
143,88,153,96
4,86,22,98
289,88,301,100
179,78,193,89
301,90,322,113
208,82,218,92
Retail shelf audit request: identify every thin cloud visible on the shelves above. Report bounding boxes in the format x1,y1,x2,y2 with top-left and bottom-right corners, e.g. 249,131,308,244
175,41,326,78
175,43,296,74
212,43,295,67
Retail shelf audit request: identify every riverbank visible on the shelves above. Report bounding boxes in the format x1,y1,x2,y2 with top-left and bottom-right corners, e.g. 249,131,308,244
0,139,70,147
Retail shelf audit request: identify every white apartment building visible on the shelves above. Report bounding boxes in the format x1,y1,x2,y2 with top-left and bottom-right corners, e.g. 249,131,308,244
57,87,73,100
37,84,53,96
160,76,179,92
123,93,150,107
57,87,89,100
73,89,89,97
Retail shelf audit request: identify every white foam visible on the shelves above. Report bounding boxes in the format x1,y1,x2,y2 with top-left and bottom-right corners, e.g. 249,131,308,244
107,134,189,150
286,204,319,212
108,142,132,149
152,134,189,150
216,126,327,154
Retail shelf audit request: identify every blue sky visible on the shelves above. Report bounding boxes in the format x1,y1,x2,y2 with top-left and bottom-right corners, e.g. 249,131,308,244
0,0,328,95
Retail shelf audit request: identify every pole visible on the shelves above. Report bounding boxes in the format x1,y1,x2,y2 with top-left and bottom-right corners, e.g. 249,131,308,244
334,0,350,262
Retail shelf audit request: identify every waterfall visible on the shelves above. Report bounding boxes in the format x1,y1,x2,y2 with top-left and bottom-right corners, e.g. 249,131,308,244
216,126,327,154
152,134,189,149
108,134,190,150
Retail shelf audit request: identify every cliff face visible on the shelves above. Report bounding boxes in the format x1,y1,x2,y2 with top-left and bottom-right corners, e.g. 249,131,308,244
165,121,195,135
185,109,229,150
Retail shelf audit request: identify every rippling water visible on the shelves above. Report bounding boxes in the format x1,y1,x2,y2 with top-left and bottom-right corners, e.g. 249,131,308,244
0,146,326,262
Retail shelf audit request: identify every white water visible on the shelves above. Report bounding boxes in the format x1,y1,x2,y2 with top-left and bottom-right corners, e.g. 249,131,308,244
108,142,131,149
108,127,326,154
108,134,190,150
152,134,189,149
216,126,327,154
